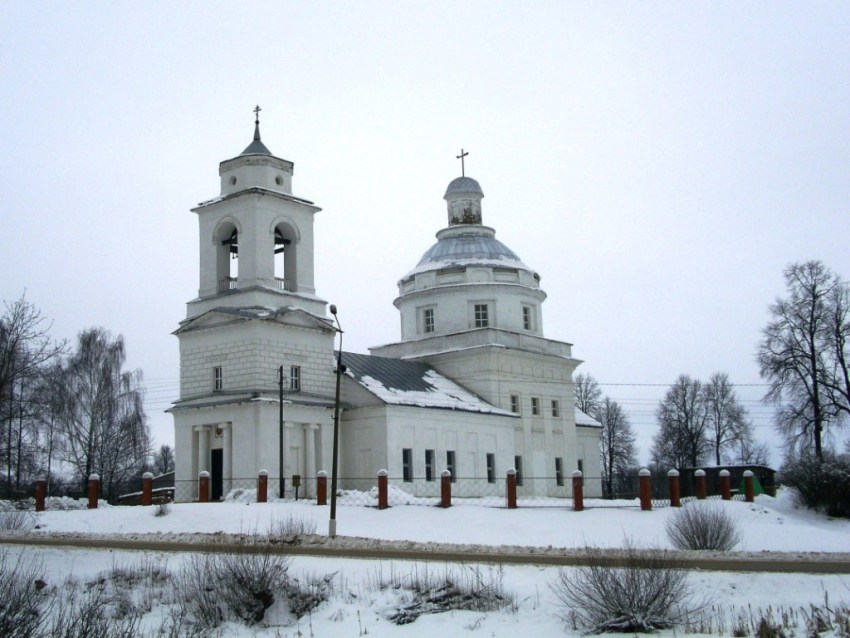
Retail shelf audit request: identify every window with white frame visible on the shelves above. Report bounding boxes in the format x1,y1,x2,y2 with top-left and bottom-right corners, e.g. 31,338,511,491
522,305,533,330
213,366,223,392
290,365,301,391
423,308,435,334
425,449,435,482
473,303,489,328
551,399,560,418
486,453,496,483
510,394,520,414
402,448,413,482
446,450,457,482
531,397,540,415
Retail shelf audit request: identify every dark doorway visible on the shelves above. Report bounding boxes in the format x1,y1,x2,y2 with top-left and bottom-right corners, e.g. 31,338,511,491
211,449,223,501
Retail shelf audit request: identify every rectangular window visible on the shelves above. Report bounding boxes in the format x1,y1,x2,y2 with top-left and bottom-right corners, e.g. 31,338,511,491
510,394,520,414
213,366,223,392
474,303,489,328
551,399,559,418
289,365,301,391
402,448,413,482
425,449,435,482
486,453,496,483
531,397,540,416
514,455,524,486
446,450,456,483
423,308,435,334
523,305,532,330
555,457,564,486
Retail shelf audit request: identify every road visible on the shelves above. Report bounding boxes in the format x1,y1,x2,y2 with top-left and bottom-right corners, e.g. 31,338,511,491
2,533,848,574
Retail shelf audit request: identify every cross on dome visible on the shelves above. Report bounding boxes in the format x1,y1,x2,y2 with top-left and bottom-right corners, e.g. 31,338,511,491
456,148,469,176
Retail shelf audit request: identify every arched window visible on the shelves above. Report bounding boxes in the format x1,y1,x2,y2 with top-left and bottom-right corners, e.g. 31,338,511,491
214,221,239,292
273,221,298,292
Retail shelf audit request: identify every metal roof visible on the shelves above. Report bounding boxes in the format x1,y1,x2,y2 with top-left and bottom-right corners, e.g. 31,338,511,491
416,232,523,267
444,176,483,198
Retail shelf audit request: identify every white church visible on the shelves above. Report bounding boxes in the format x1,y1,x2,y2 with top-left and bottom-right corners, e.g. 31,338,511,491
171,116,602,501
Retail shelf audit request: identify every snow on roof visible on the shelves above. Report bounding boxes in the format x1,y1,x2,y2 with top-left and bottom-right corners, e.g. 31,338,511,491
342,351,515,416
575,407,602,428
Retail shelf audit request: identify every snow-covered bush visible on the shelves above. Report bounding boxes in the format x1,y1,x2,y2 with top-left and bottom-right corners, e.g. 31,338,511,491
781,451,850,518
551,540,693,633
370,563,515,625
666,502,742,551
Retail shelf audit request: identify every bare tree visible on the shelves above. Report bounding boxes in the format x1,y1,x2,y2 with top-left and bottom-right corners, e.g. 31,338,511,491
597,397,637,497
757,261,849,459
152,444,175,475
0,295,65,496
704,372,751,466
574,373,602,416
652,375,710,469
54,328,149,501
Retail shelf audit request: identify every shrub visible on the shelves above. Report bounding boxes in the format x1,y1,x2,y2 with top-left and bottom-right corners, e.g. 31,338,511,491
781,451,850,518
666,502,742,551
46,584,141,638
269,514,317,544
371,563,515,625
0,509,36,532
0,550,51,638
551,540,692,633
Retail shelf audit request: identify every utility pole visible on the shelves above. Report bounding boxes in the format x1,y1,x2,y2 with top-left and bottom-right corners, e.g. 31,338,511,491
278,365,284,498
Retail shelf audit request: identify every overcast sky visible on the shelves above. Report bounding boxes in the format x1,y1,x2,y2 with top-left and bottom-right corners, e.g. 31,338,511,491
2,2,848,464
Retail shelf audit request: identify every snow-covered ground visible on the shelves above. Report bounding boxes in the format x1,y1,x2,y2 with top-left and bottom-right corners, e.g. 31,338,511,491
3,489,850,637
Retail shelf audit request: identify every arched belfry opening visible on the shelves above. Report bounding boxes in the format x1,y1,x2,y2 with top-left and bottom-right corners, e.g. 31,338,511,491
214,221,240,292
273,220,299,292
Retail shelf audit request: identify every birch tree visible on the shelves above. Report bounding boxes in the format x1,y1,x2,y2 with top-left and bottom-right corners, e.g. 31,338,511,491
55,328,149,500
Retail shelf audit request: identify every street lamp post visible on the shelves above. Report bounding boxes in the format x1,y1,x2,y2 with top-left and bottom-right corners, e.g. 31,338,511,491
328,304,343,538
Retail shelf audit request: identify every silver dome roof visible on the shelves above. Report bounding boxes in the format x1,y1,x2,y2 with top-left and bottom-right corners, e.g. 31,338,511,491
416,232,523,268
444,176,483,198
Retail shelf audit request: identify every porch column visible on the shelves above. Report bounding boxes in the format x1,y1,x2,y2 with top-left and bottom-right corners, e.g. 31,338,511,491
304,424,317,498
195,426,211,474
221,422,232,495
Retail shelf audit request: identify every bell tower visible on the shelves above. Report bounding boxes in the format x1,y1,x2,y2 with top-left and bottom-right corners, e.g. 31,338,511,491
188,106,325,319
171,109,336,502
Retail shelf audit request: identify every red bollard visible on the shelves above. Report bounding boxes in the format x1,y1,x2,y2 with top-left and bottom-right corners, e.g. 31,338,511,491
572,471,584,512
142,472,153,506
506,469,517,509
667,469,681,507
317,470,327,506
198,471,210,503
257,470,268,503
720,469,731,500
744,470,755,502
87,474,100,509
377,470,388,509
695,469,707,500
35,479,46,512
639,468,652,511
440,470,452,508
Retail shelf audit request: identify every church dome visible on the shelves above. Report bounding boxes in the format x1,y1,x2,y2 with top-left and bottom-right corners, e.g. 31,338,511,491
416,230,523,269
444,176,483,198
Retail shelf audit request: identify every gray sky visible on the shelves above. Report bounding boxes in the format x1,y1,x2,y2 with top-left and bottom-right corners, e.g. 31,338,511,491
2,2,848,464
